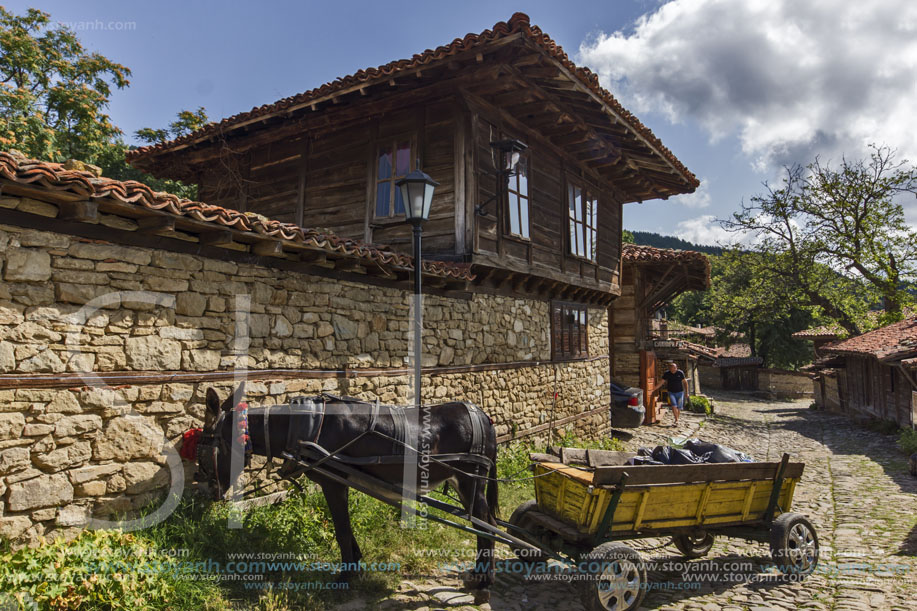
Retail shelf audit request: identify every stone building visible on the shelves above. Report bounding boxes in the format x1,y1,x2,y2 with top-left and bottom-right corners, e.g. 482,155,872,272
0,12,697,547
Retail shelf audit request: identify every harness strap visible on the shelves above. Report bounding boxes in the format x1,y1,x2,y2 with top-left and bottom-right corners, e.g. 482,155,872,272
390,406,407,456
467,403,485,456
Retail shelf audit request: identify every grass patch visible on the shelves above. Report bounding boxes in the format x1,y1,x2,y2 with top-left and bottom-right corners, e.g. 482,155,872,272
864,418,900,435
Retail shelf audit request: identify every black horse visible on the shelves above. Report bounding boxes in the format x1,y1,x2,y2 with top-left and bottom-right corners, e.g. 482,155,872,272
197,383,499,597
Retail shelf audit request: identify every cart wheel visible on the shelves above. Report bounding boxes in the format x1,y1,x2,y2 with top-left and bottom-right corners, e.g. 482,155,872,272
770,512,819,576
580,542,647,611
672,532,715,558
507,500,546,568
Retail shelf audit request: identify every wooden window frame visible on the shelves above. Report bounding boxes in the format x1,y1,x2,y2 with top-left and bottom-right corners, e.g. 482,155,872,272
551,301,589,361
567,180,598,262
505,153,530,241
373,136,416,220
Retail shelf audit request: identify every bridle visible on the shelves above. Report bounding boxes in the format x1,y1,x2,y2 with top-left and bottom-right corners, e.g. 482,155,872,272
195,403,251,500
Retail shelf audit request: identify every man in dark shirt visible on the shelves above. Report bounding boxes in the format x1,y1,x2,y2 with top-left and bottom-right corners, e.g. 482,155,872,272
660,362,687,425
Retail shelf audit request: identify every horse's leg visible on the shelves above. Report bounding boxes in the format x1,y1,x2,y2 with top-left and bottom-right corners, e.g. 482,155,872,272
455,471,495,602
315,476,361,583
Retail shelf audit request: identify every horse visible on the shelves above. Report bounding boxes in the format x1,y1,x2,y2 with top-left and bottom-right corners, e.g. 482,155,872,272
195,383,500,598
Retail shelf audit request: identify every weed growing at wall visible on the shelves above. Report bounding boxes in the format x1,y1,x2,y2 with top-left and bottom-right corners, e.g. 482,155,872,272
897,428,917,455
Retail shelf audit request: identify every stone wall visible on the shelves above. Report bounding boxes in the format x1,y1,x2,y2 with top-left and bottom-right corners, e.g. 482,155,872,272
757,368,814,398
0,219,610,547
698,364,721,390
698,364,813,398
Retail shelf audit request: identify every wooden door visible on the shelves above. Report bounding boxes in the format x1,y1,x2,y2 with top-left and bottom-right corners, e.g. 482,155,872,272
640,350,658,424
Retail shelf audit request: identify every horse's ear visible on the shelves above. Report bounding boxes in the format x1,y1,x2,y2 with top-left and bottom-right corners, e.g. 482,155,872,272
226,382,246,411
205,388,222,418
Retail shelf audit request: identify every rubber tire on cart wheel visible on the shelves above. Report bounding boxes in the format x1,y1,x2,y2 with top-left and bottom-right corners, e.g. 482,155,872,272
580,542,647,611
507,500,546,569
770,512,819,576
672,532,715,558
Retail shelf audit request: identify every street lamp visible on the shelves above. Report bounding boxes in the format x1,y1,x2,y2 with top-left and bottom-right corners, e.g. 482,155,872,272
396,162,438,411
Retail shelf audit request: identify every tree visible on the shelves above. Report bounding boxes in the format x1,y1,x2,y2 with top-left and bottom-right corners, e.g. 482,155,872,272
97,109,209,200
723,146,917,334
135,107,208,145
622,229,635,244
0,7,130,162
669,251,819,369
1,7,208,200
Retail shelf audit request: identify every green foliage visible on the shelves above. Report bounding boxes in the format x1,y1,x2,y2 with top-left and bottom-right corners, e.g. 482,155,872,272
723,145,917,334
686,395,713,415
671,250,819,369
897,428,917,455
0,529,223,610
622,229,635,244
0,7,130,162
0,6,205,200
135,107,208,145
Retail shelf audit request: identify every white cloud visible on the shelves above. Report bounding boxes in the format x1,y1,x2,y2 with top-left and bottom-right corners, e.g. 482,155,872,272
674,214,735,245
579,0,917,173
670,177,711,208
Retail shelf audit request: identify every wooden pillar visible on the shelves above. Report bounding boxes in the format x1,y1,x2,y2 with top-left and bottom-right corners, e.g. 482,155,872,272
640,349,658,424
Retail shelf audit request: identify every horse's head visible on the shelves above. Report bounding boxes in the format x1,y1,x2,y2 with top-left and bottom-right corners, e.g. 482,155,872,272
195,383,250,500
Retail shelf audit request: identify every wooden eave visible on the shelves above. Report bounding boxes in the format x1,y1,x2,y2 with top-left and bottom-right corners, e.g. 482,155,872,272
131,38,696,204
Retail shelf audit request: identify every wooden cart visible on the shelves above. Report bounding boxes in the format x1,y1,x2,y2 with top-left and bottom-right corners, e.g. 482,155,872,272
507,449,819,611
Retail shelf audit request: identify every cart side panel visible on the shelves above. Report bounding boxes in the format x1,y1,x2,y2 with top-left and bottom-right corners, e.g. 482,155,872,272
533,462,801,537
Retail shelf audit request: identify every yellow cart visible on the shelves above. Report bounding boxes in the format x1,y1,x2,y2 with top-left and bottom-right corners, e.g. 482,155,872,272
507,450,818,611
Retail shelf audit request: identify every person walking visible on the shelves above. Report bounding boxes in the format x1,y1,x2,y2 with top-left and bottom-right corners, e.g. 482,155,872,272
660,361,686,426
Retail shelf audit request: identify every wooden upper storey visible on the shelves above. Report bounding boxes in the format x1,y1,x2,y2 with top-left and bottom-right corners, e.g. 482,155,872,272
128,14,697,305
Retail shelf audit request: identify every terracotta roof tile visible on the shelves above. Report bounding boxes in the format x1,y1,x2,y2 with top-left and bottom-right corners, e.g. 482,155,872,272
126,13,697,190
716,343,753,359
791,325,843,339
715,356,764,368
824,316,917,361
622,243,709,266
0,150,472,281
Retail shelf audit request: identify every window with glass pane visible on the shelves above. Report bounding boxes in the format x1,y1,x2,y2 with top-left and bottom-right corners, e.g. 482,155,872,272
567,182,598,262
506,156,530,239
375,140,412,218
551,302,589,361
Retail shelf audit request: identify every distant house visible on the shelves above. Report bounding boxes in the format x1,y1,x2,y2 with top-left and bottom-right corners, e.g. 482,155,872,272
812,317,917,427
696,342,764,391
610,244,711,423
792,325,842,360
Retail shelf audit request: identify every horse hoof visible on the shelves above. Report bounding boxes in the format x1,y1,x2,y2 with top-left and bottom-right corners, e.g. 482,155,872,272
473,589,491,604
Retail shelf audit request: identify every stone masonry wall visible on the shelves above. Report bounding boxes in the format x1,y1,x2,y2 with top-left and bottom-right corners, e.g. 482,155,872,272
0,219,610,547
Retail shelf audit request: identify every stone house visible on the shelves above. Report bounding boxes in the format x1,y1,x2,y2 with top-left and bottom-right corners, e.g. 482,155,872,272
0,12,697,546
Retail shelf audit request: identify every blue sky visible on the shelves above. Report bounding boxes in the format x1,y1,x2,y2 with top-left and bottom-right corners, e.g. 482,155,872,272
11,1,916,243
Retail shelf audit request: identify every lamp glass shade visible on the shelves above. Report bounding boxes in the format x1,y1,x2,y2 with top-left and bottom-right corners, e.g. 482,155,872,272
397,168,439,222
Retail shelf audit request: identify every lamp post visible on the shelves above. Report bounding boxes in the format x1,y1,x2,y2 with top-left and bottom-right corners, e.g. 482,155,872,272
396,162,437,525
396,162,438,410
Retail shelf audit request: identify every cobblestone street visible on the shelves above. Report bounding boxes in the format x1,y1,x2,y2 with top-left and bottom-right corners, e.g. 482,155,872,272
371,391,917,611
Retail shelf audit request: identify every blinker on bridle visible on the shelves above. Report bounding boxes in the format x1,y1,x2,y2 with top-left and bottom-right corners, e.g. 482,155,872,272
194,402,252,500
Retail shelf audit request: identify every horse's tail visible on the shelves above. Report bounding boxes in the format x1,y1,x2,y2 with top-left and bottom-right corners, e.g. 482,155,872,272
486,459,499,522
